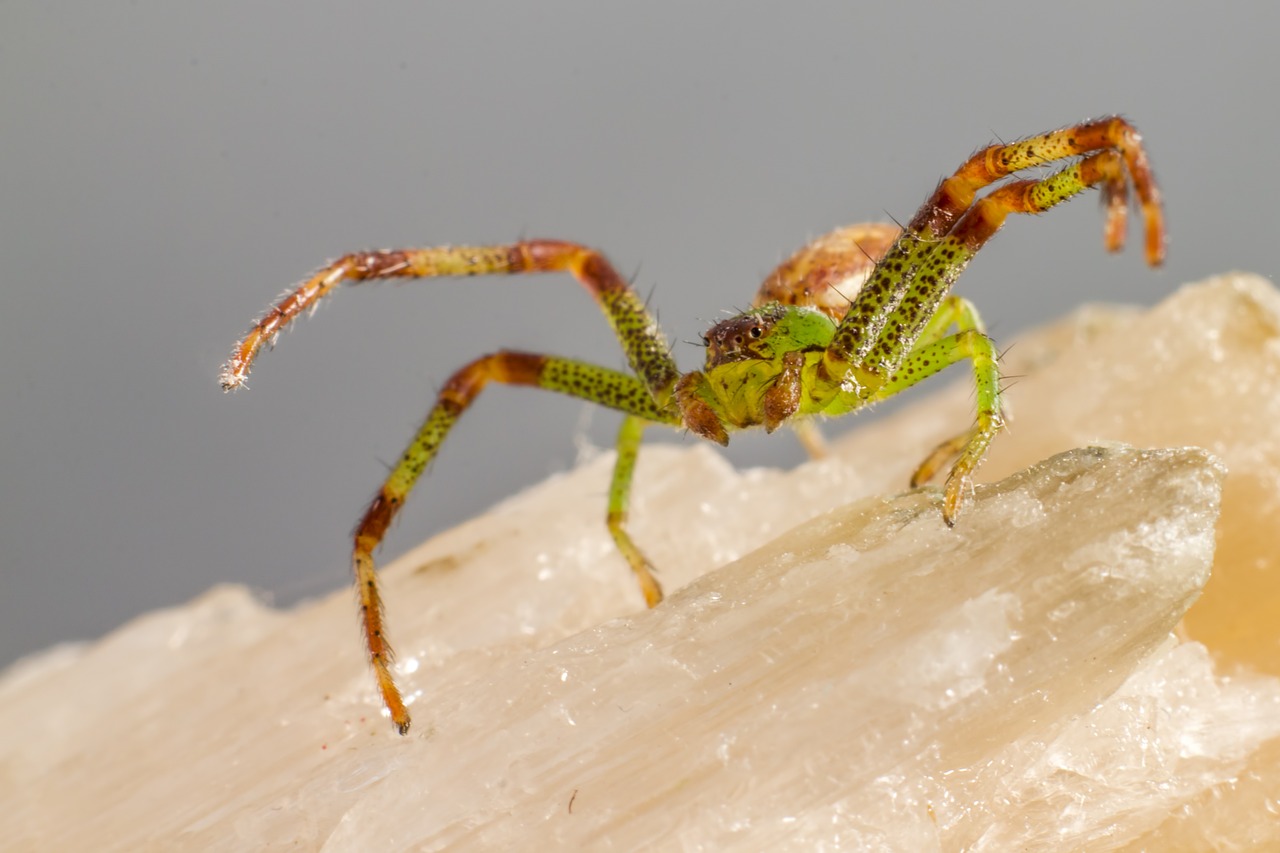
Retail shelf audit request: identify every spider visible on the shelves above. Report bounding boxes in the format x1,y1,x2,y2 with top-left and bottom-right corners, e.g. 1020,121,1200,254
222,117,1165,735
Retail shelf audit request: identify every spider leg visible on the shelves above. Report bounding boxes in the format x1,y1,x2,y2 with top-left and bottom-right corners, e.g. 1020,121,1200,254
910,116,1164,264
865,302,1002,525
220,240,681,405
825,117,1165,381
790,419,830,460
607,415,663,607
833,147,1160,385
823,137,1162,523
908,293,985,349
894,296,998,489
351,351,677,735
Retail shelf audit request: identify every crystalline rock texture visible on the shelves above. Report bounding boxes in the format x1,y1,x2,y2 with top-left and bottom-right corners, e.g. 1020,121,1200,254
3,273,1280,851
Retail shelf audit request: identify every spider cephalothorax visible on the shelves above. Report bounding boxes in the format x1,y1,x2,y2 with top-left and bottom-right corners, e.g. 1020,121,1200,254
222,117,1166,734
702,304,835,367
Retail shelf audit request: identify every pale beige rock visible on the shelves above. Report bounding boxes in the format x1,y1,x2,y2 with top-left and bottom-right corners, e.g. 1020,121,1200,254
910,272,1280,676
2,273,1279,851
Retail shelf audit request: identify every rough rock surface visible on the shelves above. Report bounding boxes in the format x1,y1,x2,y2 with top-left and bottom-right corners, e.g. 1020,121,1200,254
3,273,1279,850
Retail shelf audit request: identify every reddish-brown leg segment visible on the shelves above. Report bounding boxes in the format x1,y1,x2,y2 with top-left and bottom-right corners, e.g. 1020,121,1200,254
909,116,1164,264
813,121,1165,521
828,117,1166,381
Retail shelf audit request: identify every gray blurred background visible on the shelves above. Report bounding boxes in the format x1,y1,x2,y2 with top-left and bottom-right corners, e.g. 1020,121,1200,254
2,2,1276,667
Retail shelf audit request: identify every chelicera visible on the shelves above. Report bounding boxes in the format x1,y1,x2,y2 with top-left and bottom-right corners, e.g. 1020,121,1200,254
222,117,1165,735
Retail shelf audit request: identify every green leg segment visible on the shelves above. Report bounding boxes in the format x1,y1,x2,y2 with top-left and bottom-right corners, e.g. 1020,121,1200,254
869,298,1004,525
351,350,678,735
825,143,1154,391
606,415,663,606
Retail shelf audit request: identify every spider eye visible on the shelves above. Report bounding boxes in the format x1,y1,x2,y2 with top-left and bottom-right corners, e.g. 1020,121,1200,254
749,326,762,339
700,334,709,346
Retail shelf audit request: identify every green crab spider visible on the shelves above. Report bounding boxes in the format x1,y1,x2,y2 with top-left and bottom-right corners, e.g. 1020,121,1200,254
222,116,1166,735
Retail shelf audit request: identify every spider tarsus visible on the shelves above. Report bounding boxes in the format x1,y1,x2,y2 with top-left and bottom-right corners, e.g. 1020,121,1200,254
218,366,246,392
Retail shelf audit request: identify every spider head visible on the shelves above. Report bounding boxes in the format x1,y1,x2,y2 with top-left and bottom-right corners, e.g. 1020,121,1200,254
702,303,836,369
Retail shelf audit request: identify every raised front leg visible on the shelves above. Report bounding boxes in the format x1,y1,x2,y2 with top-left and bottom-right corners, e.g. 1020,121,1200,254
847,156,1139,517
820,118,1166,525
909,116,1164,263
825,117,1166,380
